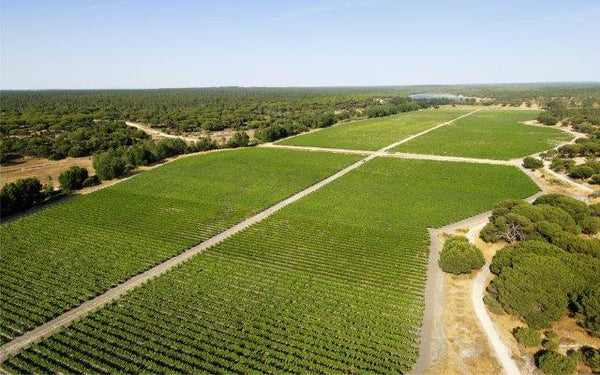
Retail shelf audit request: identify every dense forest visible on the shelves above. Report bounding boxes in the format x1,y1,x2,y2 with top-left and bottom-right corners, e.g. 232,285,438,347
0,87,450,161
2,83,599,163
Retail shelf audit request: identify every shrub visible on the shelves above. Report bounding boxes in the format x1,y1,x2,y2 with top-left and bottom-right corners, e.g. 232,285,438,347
438,235,485,274
590,203,600,217
550,158,576,172
58,166,89,191
566,348,583,364
580,216,600,235
82,175,101,188
569,166,595,179
523,157,544,170
581,346,600,373
591,174,600,185
574,288,600,337
536,351,576,375
156,138,187,159
124,141,157,166
93,150,127,180
255,125,288,142
558,144,584,158
0,177,44,217
545,331,559,340
484,294,506,315
514,327,541,347
189,137,217,152
543,339,559,352
537,112,558,125
226,131,250,148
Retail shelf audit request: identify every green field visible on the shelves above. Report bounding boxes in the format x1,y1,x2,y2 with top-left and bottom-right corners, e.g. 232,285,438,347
1,159,539,373
393,109,571,159
277,108,471,150
0,148,361,342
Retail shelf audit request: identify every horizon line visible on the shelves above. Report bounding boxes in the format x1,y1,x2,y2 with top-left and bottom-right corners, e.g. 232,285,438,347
2,81,600,92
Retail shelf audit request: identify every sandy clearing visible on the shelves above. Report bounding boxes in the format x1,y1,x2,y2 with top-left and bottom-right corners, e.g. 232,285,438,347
0,156,95,186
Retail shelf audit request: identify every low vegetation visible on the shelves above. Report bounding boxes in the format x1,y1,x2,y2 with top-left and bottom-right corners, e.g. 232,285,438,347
0,148,361,342
438,235,485,274
536,351,576,375
277,108,470,150
394,109,571,160
514,327,542,347
523,156,544,170
0,158,539,373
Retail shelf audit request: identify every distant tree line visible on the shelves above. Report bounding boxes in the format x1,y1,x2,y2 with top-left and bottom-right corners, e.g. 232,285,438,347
0,120,148,163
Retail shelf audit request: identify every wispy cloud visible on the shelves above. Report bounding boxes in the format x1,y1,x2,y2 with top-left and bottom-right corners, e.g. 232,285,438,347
275,4,334,21
514,7,600,25
77,1,126,15
274,0,388,21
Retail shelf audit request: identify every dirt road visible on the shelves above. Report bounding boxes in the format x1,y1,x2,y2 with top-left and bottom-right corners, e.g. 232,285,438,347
125,121,200,142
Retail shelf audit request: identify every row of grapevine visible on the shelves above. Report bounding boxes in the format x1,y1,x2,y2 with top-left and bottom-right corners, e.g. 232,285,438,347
1,158,540,373
393,109,570,159
278,108,470,150
0,148,361,342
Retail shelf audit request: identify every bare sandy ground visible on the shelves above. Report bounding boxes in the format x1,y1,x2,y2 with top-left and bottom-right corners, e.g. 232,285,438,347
0,156,95,186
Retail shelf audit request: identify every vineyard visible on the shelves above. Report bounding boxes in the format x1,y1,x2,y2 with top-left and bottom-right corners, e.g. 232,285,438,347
1,158,539,373
393,109,571,159
0,148,360,343
277,108,470,150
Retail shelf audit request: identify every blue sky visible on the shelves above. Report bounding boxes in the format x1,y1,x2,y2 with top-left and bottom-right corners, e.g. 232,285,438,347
1,0,599,89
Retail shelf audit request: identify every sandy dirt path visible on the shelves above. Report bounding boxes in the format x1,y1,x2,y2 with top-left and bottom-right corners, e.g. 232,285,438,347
0,109,483,362
411,210,496,375
125,121,200,142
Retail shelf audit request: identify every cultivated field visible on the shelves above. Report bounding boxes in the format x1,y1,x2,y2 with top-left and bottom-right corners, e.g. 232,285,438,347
0,158,539,373
0,148,361,342
277,108,471,150
393,109,571,159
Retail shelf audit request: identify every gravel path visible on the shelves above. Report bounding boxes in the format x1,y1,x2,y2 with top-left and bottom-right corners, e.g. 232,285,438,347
125,121,200,142
466,191,542,375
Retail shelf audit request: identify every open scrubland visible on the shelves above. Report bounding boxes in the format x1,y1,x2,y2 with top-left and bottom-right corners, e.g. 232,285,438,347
0,158,539,374
393,109,571,159
0,148,361,343
277,108,470,150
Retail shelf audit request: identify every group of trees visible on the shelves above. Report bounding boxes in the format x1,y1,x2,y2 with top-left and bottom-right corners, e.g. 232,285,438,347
92,137,217,180
57,166,99,191
482,196,600,329
480,195,600,255
0,178,46,217
0,87,471,160
1,166,101,218
0,120,148,163
479,195,600,374
482,198,600,374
